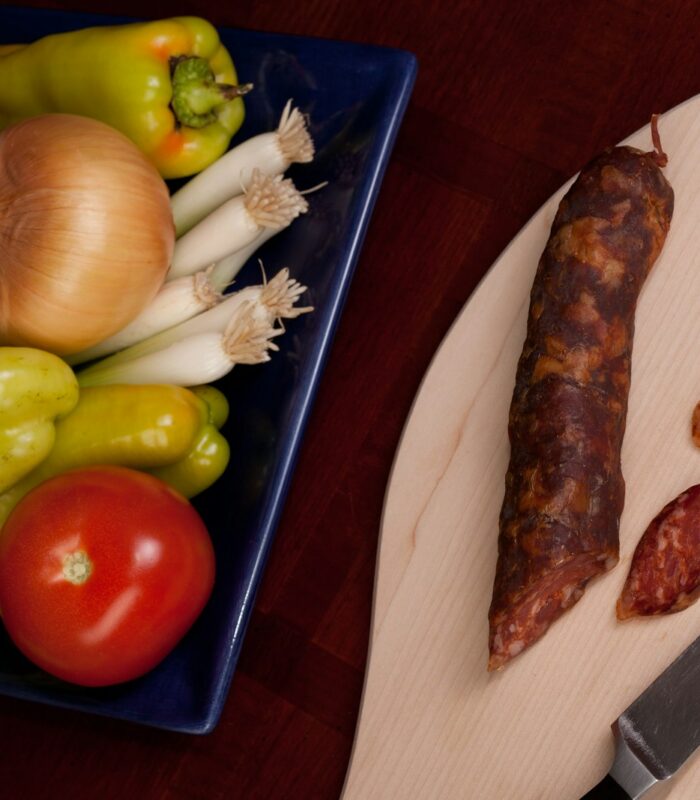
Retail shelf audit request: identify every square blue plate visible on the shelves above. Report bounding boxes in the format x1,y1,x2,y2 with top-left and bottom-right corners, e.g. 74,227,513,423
0,6,416,733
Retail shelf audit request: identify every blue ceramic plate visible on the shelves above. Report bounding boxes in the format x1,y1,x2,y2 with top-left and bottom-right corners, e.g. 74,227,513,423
0,7,416,733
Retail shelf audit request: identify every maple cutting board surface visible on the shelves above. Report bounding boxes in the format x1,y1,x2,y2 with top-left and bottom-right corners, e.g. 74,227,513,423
341,96,700,800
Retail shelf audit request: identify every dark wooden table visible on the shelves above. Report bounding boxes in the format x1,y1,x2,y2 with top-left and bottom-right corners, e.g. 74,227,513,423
1,1,698,798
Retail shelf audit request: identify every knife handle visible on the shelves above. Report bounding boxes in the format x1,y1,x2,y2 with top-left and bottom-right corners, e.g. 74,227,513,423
580,774,632,799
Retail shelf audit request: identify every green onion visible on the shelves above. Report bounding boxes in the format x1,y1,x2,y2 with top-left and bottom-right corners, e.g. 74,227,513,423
77,302,281,388
75,268,313,385
167,170,308,280
67,269,223,365
209,228,277,291
171,101,314,237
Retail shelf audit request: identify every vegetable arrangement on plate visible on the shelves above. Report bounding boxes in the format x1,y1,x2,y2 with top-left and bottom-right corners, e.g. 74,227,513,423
0,16,317,687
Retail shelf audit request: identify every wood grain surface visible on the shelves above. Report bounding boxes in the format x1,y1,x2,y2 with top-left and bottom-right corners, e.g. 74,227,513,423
342,106,700,800
2,2,700,799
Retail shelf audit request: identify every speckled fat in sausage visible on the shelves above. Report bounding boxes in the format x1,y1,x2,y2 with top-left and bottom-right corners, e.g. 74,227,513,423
617,484,700,619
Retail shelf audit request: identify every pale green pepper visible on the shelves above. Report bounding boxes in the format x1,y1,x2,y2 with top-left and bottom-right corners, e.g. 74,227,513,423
0,348,78,493
190,384,230,429
0,17,250,178
150,384,230,497
0,383,230,527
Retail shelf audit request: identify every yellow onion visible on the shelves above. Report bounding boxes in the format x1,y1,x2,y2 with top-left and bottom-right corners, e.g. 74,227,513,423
0,114,174,355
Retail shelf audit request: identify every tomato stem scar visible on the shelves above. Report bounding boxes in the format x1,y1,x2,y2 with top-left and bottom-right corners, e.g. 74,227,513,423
63,551,93,585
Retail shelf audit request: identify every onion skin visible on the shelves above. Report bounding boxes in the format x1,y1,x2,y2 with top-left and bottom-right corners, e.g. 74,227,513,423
0,114,174,355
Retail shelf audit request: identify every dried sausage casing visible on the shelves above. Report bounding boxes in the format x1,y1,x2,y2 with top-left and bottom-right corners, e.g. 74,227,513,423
488,135,674,671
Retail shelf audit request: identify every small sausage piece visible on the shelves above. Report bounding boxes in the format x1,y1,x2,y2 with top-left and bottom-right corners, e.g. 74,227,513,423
617,485,700,619
692,402,700,447
488,123,674,671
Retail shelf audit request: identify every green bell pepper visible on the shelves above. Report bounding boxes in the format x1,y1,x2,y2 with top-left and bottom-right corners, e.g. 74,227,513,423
0,17,250,178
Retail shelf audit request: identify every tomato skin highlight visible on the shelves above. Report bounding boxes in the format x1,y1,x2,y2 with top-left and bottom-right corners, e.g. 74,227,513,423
0,466,215,687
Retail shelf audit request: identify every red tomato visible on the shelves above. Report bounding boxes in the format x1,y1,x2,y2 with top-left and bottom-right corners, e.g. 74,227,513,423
0,466,215,687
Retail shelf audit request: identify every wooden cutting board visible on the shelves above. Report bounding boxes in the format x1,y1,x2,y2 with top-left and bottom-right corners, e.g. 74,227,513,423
341,97,700,800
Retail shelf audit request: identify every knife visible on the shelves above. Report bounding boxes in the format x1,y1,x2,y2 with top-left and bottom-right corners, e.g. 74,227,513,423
581,634,700,799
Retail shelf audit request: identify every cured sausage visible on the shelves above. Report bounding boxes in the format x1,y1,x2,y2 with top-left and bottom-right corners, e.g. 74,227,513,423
617,484,700,619
489,128,674,670
488,121,674,671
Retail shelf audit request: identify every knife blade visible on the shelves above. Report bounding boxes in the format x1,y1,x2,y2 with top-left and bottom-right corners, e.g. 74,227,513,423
581,634,700,799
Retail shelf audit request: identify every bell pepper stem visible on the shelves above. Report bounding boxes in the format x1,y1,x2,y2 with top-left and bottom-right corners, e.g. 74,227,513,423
170,56,252,129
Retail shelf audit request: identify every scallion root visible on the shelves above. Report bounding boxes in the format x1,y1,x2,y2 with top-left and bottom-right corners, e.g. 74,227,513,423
244,169,309,229
259,268,314,319
277,100,315,164
221,300,282,365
